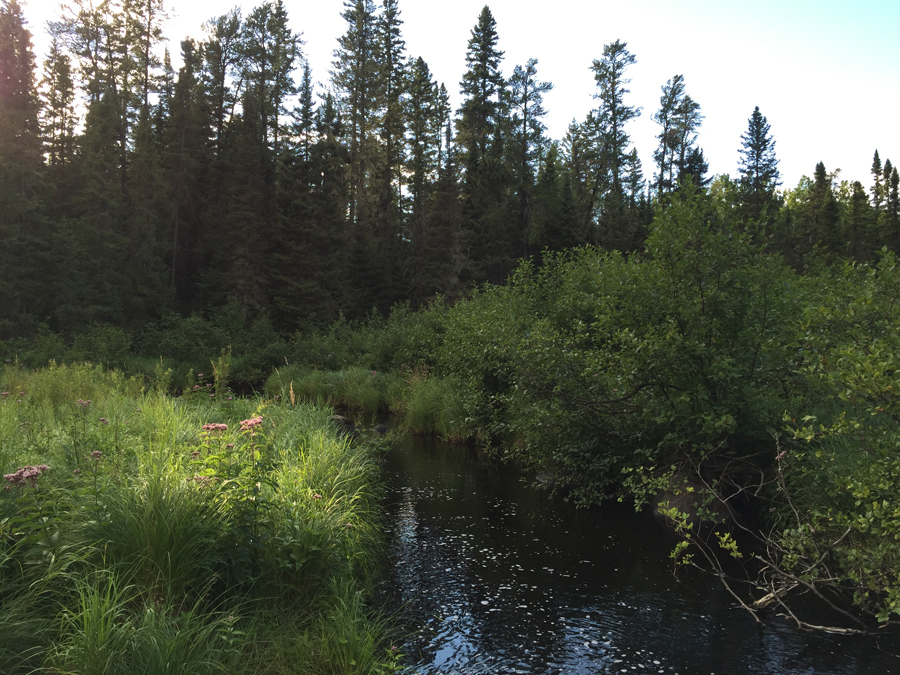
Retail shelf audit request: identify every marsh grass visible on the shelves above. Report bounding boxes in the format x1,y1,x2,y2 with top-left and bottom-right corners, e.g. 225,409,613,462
0,362,394,674
267,365,470,442
267,366,402,416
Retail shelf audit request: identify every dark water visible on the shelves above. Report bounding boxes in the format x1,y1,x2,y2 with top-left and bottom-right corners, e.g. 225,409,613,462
380,435,900,675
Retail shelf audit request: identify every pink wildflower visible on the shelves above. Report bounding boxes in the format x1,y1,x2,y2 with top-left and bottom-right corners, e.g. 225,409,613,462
201,423,228,434
239,416,263,433
4,464,49,488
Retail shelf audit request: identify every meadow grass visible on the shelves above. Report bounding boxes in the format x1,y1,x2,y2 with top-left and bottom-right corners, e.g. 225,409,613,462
0,362,394,674
267,365,469,442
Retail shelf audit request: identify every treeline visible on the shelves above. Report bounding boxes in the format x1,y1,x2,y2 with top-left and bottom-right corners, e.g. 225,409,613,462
2,0,896,340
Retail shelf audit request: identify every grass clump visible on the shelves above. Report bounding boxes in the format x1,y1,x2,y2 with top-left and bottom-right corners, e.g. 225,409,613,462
0,362,394,674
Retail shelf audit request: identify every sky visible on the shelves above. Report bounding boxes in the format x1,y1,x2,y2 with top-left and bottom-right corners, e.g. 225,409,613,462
19,0,900,191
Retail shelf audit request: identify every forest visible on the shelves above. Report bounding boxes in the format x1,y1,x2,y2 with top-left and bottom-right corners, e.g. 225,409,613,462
3,0,900,660
1,0,897,337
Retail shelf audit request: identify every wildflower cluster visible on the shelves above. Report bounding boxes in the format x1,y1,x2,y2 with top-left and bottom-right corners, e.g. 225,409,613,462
77,399,91,411
240,416,263,433
4,464,50,489
201,423,228,434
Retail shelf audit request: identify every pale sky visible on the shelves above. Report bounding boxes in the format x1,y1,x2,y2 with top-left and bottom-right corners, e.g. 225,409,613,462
19,0,900,191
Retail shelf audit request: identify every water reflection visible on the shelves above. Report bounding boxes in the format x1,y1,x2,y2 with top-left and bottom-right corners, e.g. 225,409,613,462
381,436,898,674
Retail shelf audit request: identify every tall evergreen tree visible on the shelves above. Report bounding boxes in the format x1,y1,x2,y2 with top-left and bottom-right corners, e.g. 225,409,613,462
208,92,271,317
456,5,503,173
652,74,685,195
507,57,552,256
332,0,379,229
590,40,640,250
871,150,884,221
271,92,350,326
888,165,900,251
0,0,45,336
737,105,780,223
164,38,211,308
200,9,243,148
590,40,639,202
651,75,702,195
296,58,314,161
456,6,515,284
41,35,76,172
239,0,302,160
845,180,872,261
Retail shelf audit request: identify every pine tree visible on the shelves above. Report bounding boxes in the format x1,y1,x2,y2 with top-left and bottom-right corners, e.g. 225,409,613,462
456,6,515,285
652,74,685,195
457,5,503,173
682,147,709,188
124,0,167,110
370,0,407,310
41,35,76,172
240,0,303,160
590,40,640,250
812,161,841,255
123,106,171,324
845,180,872,261
507,58,552,256
296,59,314,162
0,0,46,336
590,40,639,202
405,56,438,304
871,150,884,221
200,9,243,148
164,38,211,308
332,0,379,228
737,106,780,223
271,94,350,326
887,165,900,251
208,92,271,317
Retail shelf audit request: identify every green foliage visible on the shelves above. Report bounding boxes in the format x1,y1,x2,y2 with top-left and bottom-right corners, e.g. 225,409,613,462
0,363,394,673
779,252,900,622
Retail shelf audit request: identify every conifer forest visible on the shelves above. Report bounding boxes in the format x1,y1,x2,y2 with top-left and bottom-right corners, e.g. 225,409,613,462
3,0,900,666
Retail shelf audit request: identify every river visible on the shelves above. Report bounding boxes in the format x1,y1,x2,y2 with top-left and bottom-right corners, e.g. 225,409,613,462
378,434,900,675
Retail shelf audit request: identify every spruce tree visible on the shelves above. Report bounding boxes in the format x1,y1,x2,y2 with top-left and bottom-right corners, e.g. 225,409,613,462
871,150,884,221
332,0,379,229
164,38,211,309
737,106,780,223
456,6,515,285
240,0,303,161
41,35,76,173
0,0,46,336
200,9,243,148
507,58,552,256
888,166,900,251
845,180,872,261
457,6,504,173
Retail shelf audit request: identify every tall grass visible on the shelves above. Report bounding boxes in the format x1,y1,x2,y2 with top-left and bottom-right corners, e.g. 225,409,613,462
266,365,469,442
0,362,395,674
